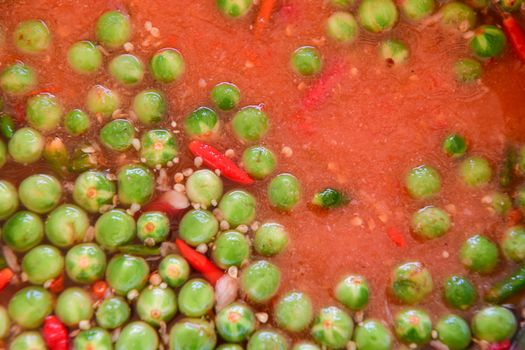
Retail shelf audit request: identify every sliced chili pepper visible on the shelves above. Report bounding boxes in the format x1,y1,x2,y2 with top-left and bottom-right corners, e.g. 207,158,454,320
48,274,64,294
386,227,407,248
175,238,224,286
490,340,511,350
188,140,254,185
254,0,278,37
43,315,69,350
92,280,109,299
502,15,525,63
0,268,13,291
301,60,346,111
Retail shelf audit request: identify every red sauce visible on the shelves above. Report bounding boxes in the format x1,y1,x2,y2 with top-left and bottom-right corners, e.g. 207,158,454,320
1,0,525,341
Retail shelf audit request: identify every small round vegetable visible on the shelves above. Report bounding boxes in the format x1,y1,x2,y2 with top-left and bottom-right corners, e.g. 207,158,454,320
354,319,393,350
8,127,44,164
254,222,289,256
96,10,131,49
211,82,240,111
439,2,477,31
137,211,170,244
394,308,432,345
502,225,525,262
268,173,301,211
65,243,106,284
2,211,44,252
471,306,517,342
150,48,185,83
358,0,399,33
13,20,51,53
212,230,250,268
436,314,471,350
400,0,435,20
19,174,62,214
100,119,135,152
179,209,219,246
217,344,245,350
67,41,102,74
169,319,217,350
311,306,354,349
241,260,281,303
470,25,507,58
109,54,144,85
334,275,370,311
291,46,322,76
232,106,269,142
454,59,483,83
115,321,159,350
186,169,224,207
380,39,409,64
140,129,178,168
498,0,523,11
491,192,512,215
45,204,88,248
137,286,177,326
132,89,167,125
178,279,215,317
443,133,467,156
218,190,256,226
22,245,64,285
411,206,451,240
73,170,116,213
0,62,37,95
405,165,441,199
247,329,288,350
292,342,320,350
274,291,314,332
216,302,256,342
64,109,90,135
242,146,276,179
391,261,433,304
117,164,155,206
96,296,131,329
8,287,53,328
326,12,359,44
184,107,219,139
443,275,477,310
0,180,18,220
159,254,190,288
331,0,354,7
460,156,492,187
95,209,136,248
217,0,254,18
9,332,47,350
106,254,150,295
0,306,9,339
459,234,499,273
73,328,113,350
26,93,63,132
55,287,94,327
86,85,120,118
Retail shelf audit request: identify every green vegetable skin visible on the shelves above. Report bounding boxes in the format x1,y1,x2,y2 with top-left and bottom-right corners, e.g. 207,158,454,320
485,264,525,303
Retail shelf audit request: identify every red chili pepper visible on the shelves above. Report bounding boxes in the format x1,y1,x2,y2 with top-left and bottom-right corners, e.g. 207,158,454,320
489,340,511,350
139,200,184,220
502,15,525,62
43,316,69,350
254,0,278,37
0,268,13,291
386,227,407,248
48,274,64,294
28,85,61,96
175,238,224,286
92,280,109,299
188,141,254,185
301,60,346,111
507,208,523,226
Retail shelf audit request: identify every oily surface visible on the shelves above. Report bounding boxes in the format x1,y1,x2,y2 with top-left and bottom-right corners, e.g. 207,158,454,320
1,0,525,327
